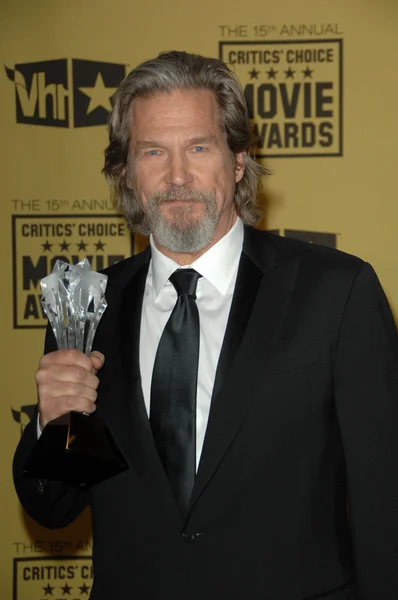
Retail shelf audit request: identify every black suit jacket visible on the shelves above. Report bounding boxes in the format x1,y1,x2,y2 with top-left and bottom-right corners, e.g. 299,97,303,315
13,226,398,600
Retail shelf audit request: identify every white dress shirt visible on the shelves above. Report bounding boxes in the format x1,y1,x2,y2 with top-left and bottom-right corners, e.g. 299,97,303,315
140,218,244,470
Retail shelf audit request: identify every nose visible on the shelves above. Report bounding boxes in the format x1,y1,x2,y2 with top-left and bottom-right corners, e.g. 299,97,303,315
164,151,193,187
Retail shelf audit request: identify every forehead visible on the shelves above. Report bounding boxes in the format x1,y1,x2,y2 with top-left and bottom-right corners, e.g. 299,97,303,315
129,88,222,139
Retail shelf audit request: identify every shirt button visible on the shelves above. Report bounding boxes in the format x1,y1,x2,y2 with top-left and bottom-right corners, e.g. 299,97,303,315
181,531,196,544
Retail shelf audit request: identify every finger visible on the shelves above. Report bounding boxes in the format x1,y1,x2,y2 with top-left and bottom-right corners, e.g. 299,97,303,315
38,381,98,404
39,349,94,371
39,395,97,429
89,352,105,374
36,364,100,390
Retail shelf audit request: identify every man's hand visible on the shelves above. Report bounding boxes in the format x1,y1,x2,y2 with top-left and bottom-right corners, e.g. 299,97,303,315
35,349,105,430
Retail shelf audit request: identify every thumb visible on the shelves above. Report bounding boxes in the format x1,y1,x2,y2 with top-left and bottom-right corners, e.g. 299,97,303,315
90,351,105,373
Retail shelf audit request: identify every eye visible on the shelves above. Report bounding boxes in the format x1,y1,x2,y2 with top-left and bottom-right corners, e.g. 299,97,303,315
145,149,161,156
193,146,206,153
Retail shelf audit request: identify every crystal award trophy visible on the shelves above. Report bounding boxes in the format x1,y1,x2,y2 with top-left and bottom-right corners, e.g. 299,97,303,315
23,259,127,488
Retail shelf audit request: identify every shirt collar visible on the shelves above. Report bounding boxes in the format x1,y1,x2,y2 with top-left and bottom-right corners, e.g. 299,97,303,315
150,218,244,299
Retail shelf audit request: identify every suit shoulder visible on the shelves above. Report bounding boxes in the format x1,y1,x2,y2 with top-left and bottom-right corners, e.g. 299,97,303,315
262,230,364,273
101,247,150,285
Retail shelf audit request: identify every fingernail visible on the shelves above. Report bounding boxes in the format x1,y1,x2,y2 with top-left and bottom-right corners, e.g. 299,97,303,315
91,352,105,363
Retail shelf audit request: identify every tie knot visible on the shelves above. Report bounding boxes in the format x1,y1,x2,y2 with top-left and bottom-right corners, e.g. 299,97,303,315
169,268,201,298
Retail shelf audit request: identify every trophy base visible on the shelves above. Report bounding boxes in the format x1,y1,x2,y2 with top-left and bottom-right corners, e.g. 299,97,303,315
23,412,128,488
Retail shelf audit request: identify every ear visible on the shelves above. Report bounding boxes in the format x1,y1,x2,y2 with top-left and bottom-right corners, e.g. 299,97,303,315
122,164,131,186
234,152,245,183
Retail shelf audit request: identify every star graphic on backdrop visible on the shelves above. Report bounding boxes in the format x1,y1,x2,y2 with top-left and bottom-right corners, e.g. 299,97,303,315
60,583,72,595
303,67,314,78
284,68,295,79
266,68,277,79
42,240,52,252
79,582,90,595
248,68,260,80
59,240,70,251
79,72,118,114
95,239,106,251
77,240,87,251
43,583,54,595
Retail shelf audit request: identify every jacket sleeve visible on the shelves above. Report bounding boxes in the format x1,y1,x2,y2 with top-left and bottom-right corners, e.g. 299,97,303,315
13,414,90,529
333,262,398,599
12,325,89,529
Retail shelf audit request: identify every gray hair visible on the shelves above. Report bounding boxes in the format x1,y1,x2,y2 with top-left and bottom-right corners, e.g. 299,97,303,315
103,50,268,235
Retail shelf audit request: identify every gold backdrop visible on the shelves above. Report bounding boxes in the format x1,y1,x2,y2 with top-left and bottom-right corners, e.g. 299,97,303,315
1,0,397,596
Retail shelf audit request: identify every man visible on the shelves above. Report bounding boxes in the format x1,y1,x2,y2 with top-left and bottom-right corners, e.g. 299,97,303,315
13,51,398,599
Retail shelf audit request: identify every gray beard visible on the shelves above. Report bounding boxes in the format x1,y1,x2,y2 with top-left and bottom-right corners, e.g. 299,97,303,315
146,188,219,253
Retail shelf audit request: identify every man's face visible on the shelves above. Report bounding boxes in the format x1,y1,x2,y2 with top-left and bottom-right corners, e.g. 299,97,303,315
127,88,245,256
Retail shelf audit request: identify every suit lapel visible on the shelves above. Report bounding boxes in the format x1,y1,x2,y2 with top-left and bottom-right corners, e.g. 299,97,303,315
120,262,149,424
211,252,263,402
190,228,299,510
98,249,182,524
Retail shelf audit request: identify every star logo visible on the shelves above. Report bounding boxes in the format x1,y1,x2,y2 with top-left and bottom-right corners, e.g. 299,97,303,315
284,68,295,79
79,582,91,595
95,239,106,251
42,240,52,252
248,68,260,80
61,583,72,596
60,240,70,251
79,72,118,114
266,68,277,79
303,67,314,78
43,583,54,595
77,240,88,251
60,583,73,595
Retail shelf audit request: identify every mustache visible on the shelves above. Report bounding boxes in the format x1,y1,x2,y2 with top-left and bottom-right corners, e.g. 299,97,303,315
149,188,215,205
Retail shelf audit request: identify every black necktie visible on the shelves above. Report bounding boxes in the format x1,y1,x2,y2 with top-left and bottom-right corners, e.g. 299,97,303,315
150,268,201,515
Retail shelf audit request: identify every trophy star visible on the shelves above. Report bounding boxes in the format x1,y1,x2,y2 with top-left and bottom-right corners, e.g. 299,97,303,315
39,257,108,354
74,258,108,296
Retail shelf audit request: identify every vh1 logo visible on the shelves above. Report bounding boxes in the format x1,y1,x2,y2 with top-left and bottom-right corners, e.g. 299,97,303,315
5,58,126,128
